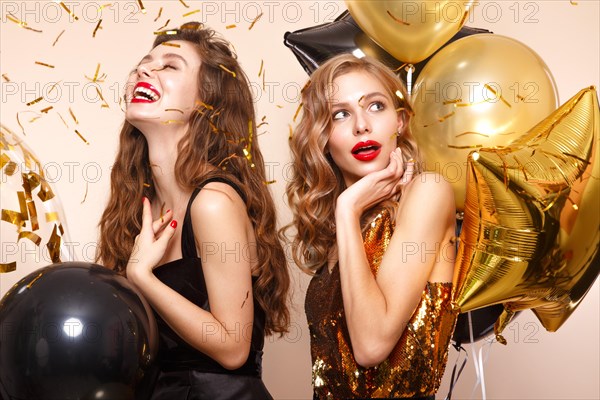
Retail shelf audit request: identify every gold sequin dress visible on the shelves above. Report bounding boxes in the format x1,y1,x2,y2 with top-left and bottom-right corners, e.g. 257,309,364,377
305,209,458,399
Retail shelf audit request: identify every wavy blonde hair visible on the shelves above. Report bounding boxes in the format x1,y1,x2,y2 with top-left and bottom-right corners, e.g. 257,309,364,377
97,23,289,335
284,54,422,274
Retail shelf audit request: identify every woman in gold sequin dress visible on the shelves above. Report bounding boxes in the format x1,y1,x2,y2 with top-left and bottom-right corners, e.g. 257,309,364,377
284,54,458,400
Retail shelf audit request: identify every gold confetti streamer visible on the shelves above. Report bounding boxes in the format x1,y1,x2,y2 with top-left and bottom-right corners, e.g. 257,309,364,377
45,212,59,222
136,0,146,14
448,144,483,149
92,19,103,37
288,124,293,140
81,181,89,204
28,116,42,123
48,82,60,94
38,180,55,202
143,182,151,188
74,129,89,144
16,112,26,135
154,30,178,36
7,13,42,32
2,74,10,82
162,42,181,48
26,97,44,107
35,61,55,69
18,231,42,246
40,106,53,114
53,29,65,46
459,11,469,27
1,209,24,227
59,2,79,20
0,262,16,273
258,60,264,77
443,99,463,105
18,192,28,220
85,64,106,82
69,107,78,124
98,3,113,11
96,87,110,108
484,84,511,108
247,120,254,152
262,69,266,90
293,103,303,122
27,201,39,231
301,80,311,93
219,64,236,78
393,63,409,73
249,13,263,30
154,7,163,21
570,0,578,4
358,95,365,107
0,153,11,170
276,105,284,109
387,10,410,25
165,108,184,113
226,24,237,29
47,224,62,263
217,153,238,168
455,131,490,138
178,0,190,8
57,112,69,128
156,19,171,31
183,9,200,17
264,180,276,185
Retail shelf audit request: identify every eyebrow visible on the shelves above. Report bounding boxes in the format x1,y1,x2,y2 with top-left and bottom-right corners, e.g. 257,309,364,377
331,92,388,108
138,52,189,66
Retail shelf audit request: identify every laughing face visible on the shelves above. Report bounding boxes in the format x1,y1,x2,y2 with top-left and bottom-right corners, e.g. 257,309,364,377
327,70,402,187
125,40,202,130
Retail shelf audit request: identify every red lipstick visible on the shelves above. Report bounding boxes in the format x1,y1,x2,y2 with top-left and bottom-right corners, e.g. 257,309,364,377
351,140,382,161
131,82,161,103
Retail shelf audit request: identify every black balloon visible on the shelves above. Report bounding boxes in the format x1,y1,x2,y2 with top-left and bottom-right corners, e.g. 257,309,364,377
0,262,158,400
452,304,517,345
284,10,491,83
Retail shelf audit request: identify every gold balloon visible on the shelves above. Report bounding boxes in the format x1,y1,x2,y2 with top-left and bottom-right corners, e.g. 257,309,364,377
452,87,600,341
410,34,559,210
346,0,475,64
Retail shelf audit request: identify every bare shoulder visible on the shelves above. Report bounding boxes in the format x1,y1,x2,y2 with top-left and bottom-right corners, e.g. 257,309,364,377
404,172,454,202
397,172,456,221
190,181,248,221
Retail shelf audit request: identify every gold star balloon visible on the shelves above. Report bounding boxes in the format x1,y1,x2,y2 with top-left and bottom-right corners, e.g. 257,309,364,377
452,87,600,342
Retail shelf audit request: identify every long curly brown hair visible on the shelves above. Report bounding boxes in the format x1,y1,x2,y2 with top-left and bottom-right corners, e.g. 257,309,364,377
97,23,289,335
284,54,422,274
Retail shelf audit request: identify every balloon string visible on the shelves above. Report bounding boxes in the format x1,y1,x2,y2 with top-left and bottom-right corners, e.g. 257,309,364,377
444,344,468,400
467,312,481,399
478,345,487,400
467,317,490,400
405,64,415,97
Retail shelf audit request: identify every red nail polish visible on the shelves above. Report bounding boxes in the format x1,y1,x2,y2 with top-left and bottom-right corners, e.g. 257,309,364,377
166,209,171,214
170,220,177,228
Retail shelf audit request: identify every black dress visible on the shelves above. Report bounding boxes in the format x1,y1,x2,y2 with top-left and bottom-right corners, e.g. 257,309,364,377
148,177,272,400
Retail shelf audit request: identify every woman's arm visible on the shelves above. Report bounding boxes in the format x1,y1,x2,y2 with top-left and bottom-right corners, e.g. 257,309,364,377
336,166,455,367
126,185,255,370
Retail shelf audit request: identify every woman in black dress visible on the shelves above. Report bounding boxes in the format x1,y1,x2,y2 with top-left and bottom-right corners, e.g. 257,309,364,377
96,22,289,399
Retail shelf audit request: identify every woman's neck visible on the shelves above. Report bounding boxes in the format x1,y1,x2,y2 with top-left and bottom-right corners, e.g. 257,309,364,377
143,127,190,216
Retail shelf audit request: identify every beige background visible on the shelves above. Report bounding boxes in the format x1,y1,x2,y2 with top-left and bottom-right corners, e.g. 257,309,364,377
1,1,598,399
